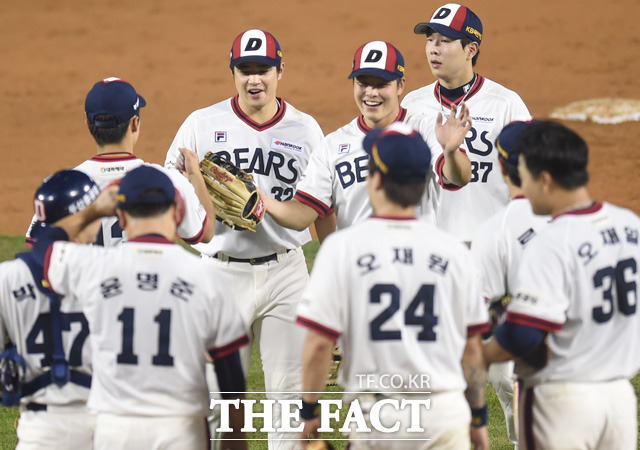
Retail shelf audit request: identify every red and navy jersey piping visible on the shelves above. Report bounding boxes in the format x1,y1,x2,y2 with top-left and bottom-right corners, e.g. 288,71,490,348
181,216,208,245
296,316,341,342
294,190,330,217
554,201,602,220
208,335,250,359
506,311,563,332
356,108,407,134
434,152,467,191
230,96,287,131
128,234,175,245
468,322,491,337
90,153,139,162
432,75,485,110
371,215,416,221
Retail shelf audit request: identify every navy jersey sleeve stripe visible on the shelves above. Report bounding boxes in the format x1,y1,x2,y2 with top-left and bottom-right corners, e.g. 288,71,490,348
208,335,250,360
296,315,340,342
506,311,563,332
294,191,330,217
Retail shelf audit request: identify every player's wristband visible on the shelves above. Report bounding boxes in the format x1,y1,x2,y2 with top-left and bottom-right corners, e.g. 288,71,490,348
470,405,488,427
300,400,320,420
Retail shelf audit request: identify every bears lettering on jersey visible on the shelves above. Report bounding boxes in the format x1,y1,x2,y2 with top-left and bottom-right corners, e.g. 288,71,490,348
215,148,299,184
336,155,369,189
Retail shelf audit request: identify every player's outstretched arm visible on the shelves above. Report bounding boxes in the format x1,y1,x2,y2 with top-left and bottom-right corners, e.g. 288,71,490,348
462,333,489,450
259,189,319,231
213,350,248,449
177,147,216,242
56,185,119,241
483,334,515,364
436,102,472,186
313,212,336,244
299,329,334,444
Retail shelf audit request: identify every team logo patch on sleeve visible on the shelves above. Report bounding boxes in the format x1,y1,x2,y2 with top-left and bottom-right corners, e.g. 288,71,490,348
215,131,227,143
339,144,351,154
271,138,304,154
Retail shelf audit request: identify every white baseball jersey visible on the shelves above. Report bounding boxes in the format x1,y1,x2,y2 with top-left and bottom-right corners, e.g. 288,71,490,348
507,202,640,385
402,76,531,243
26,155,208,248
471,196,550,303
297,217,489,393
0,253,91,406
43,236,249,416
470,196,549,446
165,96,324,258
294,109,452,230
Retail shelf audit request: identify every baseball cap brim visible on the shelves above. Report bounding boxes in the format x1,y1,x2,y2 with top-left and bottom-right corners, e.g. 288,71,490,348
230,56,280,69
414,22,467,40
348,68,401,82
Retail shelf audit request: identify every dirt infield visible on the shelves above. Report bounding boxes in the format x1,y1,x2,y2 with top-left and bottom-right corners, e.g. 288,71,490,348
1,0,639,233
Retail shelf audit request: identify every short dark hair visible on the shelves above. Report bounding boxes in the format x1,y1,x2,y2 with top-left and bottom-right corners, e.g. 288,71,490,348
369,161,425,207
426,30,480,66
119,189,174,218
88,114,133,146
232,61,283,74
517,121,589,189
460,37,480,66
503,160,521,187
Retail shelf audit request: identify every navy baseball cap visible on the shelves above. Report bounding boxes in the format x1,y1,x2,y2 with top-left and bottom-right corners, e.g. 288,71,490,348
85,77,146,128
349,41,405,82
496,120,538,166
363,122,431,183
414,3,483,44
230,29,282,68
117,165,175,209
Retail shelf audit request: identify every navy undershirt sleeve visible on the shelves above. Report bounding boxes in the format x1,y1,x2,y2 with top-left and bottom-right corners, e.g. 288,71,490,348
213,350,245,399
32,227,70,267
495,321,546,358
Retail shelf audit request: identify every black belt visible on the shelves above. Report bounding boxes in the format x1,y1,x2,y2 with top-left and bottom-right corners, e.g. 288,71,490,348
214,249,291,265
25,402,47,412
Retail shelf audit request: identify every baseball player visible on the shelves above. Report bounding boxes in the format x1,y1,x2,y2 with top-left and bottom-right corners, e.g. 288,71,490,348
32,165,249,450
261,40,472,239
0,170,99,449
164,29,324,449
470,120,549,447
297,122,490,449
484,121,640,449
402,3,531,245
25,77,215,249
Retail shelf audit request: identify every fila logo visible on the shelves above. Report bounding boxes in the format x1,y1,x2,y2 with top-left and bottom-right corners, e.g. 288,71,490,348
339,144,351,154
245,38,262,52
364,50,383,63
215,131,227,142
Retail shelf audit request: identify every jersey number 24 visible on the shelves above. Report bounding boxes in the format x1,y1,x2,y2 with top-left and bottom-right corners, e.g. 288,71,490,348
370,284,438,341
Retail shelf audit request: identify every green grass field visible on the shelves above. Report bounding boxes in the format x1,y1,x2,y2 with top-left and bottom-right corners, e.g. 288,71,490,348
0,234,638,449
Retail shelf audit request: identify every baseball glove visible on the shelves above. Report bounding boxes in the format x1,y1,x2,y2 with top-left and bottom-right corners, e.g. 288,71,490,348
199,152,265,232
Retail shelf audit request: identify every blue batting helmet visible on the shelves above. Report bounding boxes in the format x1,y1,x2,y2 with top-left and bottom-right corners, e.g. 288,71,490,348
31,170,100,238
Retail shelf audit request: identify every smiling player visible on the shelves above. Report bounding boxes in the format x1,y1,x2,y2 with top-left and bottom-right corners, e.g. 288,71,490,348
261,40,472,240
165,29,324,450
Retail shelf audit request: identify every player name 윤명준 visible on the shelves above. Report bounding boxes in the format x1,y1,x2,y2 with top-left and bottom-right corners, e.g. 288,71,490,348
210,396,432,434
